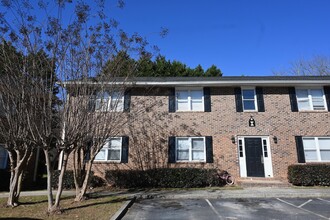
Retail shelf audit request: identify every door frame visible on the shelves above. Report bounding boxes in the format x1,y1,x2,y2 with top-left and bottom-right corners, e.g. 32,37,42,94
237,136,273,178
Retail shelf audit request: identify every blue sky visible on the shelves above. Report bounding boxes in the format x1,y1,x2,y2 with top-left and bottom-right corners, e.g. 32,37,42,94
110,0,330,76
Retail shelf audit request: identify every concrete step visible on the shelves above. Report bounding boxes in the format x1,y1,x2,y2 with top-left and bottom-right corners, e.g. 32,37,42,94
236,178,291,187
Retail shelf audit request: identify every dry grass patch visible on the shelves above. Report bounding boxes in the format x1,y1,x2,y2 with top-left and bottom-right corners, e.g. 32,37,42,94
0,195,125,220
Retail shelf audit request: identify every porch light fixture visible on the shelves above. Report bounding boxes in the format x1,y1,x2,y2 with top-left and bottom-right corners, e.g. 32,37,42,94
273,136,278,144
231,135,236,144
249,116,256,127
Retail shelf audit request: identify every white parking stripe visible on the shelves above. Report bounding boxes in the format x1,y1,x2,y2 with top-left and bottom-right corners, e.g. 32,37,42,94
277,198,329,220
318,198,330,203
298,199,312,208
205,199,223,219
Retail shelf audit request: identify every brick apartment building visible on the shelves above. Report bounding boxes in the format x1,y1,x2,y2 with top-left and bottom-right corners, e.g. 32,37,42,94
4,76,328,184
85,76,330,182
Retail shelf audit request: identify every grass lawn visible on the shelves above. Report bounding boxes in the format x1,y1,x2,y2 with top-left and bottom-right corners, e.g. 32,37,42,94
0,195,125,220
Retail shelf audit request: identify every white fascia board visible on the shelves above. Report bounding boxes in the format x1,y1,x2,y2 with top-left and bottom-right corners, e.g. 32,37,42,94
133,80,330,87
60,79,330,87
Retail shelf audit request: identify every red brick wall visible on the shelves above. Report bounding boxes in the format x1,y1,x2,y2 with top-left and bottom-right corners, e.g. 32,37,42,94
86,87,330,181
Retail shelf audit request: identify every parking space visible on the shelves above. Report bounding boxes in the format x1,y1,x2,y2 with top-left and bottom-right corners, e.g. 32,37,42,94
123,198,330,220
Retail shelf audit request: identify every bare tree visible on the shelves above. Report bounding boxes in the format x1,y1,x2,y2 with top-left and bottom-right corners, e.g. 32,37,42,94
274,55,330,76
0,0,159,212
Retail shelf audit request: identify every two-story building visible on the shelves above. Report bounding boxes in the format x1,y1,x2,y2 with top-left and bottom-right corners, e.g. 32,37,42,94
69,76,330,182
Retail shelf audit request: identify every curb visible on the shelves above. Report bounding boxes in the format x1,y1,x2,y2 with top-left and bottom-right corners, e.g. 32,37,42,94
110,196,136,220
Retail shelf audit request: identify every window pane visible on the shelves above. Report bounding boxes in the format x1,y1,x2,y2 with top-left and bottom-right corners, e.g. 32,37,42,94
192,138,204,150
191,90,203,100
177,138,189,149
177,100,189,111
319,138,330,149
296,89,308,99
108,149,121,160
242,90,255,99
95,150,106,160
177,91,188,100
303,138,316,149
191,100,203,111
320,150,330,161
110,138,122,148
177,138,190,160
176,91,189,111
177,150,189,160
310,89,323,98
312,98,325,109
111,92,124,111
192,138,205,161
297,100,311,110
243,100,256,110
304,150,317,161
192,151,204,160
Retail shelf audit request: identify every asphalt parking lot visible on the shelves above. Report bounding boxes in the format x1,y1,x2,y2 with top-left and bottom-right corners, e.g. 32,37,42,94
123,197,330,220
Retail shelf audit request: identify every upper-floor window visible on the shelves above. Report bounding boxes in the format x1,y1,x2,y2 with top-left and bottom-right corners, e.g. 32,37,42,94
95,137,123,162
235,87,265,112
303,137,330,162
176,137,206,162
0,145,8,169
176,88,204,111
242,88,257,111
296,88,327,111
95,91,124,112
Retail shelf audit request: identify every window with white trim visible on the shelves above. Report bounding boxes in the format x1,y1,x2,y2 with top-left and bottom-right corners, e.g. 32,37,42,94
296,88,327,111
176,137,205,162
242,88,257,111
176,88,204,111
95,137,122,161
303,137,330,162
0,145,8,169
95,91,124,112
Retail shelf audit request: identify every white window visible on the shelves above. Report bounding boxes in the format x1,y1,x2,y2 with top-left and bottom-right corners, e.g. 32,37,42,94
176,88,204,111
95,91,124,112
176,137,205,162
296,88,327,111
0,145,8,169
242,88,257,111
303,137,330,162
95,137,122,161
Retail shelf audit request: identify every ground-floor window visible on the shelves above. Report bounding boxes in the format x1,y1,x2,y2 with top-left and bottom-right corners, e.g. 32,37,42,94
176,137,206,162
303,137,330,162
95,137,123,162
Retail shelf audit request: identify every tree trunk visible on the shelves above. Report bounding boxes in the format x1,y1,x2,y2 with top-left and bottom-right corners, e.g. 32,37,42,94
6,148,32,207
53,151,69,208
74,160,92,202
7,167,21,207
44,149,54,212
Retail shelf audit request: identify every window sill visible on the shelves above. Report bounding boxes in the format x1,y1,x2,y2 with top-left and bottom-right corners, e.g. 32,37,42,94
298,110,328,113
94,160,122,164
174,111,206,113
175,161,206,163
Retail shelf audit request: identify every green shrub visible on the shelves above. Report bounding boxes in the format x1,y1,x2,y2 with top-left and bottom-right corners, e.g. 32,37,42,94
52,170,105,189
288,163,330,186
105,168,225,188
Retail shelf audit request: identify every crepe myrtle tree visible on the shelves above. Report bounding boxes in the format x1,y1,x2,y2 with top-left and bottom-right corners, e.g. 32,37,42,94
0,0,160,213
0,41,59,207
60,76,138,202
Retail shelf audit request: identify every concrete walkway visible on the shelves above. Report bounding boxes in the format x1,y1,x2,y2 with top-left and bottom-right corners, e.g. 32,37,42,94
1,187,330,199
